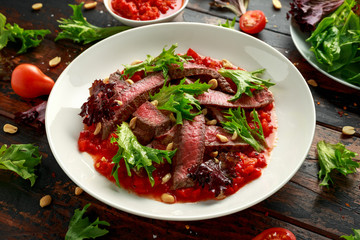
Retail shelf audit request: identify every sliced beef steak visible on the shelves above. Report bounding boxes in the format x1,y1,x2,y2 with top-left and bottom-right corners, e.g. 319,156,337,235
172,114,206,189
207,107,228,124
196,88,274,109
149,125,178,150
205,125,248,153
101,72,165,139
168,62,235,94
132,101,171,145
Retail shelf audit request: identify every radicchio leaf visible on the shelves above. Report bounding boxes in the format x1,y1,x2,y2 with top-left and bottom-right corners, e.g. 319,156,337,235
79,80,118,126
288,0,344,32
15,101,47,129
210,0,249,17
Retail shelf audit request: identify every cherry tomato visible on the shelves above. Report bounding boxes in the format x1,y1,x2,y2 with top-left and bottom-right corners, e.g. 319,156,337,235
11,63,55,98
253,227,296,240
239,10,266,34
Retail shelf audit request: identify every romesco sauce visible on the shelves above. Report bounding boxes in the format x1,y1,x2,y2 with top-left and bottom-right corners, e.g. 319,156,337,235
110,0,183,21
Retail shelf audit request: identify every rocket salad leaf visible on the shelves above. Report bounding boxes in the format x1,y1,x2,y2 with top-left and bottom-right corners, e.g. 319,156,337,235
341,228,360,240
111,123,176,187
221,108,266,152
218,68,275,101
317,140,359,187
56,3,131,44
65,203,110,240
122,44,192,80
0,144,42,186
150,79,211,124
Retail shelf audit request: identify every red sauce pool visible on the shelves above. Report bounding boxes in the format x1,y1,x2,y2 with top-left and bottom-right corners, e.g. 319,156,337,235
78,49,278,203
110,0,183,21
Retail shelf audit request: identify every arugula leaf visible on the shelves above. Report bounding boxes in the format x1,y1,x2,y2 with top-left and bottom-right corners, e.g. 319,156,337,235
150,79,211,124
111,122,176,187
306,0,360,84
341,228,360,240
56,3,131,44
218,17,236,29
0,144,41,186
221,108,266,152
317,140,359,187
0,13,50,54
122,44,192,80
65,203,110,240
218,68,275,101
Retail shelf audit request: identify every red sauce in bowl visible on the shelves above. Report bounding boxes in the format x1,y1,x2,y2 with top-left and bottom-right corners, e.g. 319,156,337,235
111,0,183,21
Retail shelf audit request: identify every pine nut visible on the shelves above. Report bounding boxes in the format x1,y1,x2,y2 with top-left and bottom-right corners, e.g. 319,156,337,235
166,142,174,151
93,122,101,135
342,126,355,136
210,151,218,158
151,100,158,106
208,79,218,90
216,134,229,143
161,173,171,184
75,187,83,196
103,77,110,84
231,131,238,141
125,79,134,85
161,193,175,203
32,3,43,10
222,59,233,68
129,117,137,129
214,158,219,163
115,100,123,106
3,124,18,134
169,113,176,122
272,0,282,9
101,156,107,162
206,119,217,126
131,60,142,65
202,108,208,115
84,2,97,9
307,79,318,87
49,56,61,67
40,195,52,208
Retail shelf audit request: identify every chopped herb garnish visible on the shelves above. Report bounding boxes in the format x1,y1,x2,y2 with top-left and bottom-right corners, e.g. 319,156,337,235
218,68,275,101
56,3,131,44
122,44,192,80
0,13,50,54
317,140,359,187
65,203,110,240
150,79,211,124
0,144,42,186
222,108,266,152
111,122,176,187
218,17,237,29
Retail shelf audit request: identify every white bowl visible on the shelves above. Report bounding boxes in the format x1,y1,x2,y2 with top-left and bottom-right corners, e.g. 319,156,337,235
104,0,189,27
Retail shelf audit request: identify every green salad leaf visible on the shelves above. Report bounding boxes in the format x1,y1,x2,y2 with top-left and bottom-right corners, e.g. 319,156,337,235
0,13,50,54
111,122,176,187
218,68,275,101
317,140,359,187
56,3,131,44
150,79,211,124
221,108,266,152
65,203,110,240
341,228,360,240
122,44,192,80
306,0,360,85
0,144,42,186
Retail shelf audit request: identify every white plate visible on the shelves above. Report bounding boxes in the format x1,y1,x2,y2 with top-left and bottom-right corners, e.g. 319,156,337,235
290,19,360,91
46,22,315,221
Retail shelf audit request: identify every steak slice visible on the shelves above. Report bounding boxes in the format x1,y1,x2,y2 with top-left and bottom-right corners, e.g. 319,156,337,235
205,126,248,153
168,62,235,94
149,125,178,150
132,101,171,145
196,88,274,109
172,114,206,189
208,107,228,124
101,72,165,139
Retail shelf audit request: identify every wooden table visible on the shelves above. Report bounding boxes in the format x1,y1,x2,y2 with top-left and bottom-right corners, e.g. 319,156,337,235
1,0,359,239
